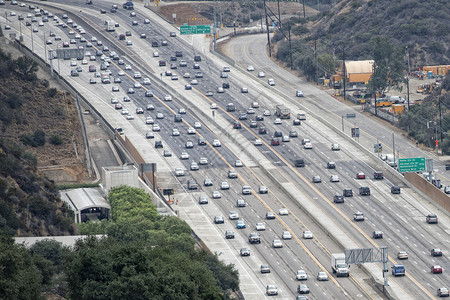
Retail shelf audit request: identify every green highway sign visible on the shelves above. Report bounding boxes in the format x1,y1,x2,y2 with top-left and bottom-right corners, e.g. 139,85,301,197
398,157,426,173
180,25,211,35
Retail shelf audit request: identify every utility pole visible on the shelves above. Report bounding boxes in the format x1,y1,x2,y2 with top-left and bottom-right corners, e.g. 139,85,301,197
44,33,47,62
373,61,377,116
213,0,217,50
439,99,443,145
314,39,318,84
406,46,411,111
392,132,396,169
288,26,293,70
342,48,346,100
277,0,281,28
264,0,271,57
302,0,306,18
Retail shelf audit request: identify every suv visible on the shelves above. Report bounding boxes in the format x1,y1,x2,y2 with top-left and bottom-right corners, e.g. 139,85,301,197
295,159,305,167
354,212,364,221
374,171,384,179
248,232,261,244
343,188,353,197
391,186,401,194
228,170,237,178
333,194,344,203
155,141,163,148
359,186,370,196
426,214,438,224
187,179,198,190
327,161,336,169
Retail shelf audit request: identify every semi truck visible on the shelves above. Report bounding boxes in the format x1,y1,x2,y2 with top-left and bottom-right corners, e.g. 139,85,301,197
275,105,290,119
391,264,405,276
331,253,349,277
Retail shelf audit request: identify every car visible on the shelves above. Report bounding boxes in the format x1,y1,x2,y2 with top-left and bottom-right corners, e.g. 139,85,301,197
356,172,366,179
126,115,135,120
221,181,230,190
229,211,239,220
233,121,241,129
444,186,450,194
127,88,135,94
256,115,264,121
397,251,408,260
271,138,280,146
89,78,97,84
289,130,298,137
250,121,257,128
187,127,196,135
333,194,344,203
210,103,218,109
126,40,133,46
259,126,267,134
225,230,235,239
282,135,290,142
179,60,187,67
391,186,401,194
331,143,340,151
272,239,283,248
373,231,383,239
279,208,288,215
223,66,230,72
214,216,224,224
247,65,254,71
238,113,247,120
259,186,268,194
171,75,179,80
330,175,340,182
198,196,208,205
145,117,154,124
236,199,246,207
354,211,364,221
242,186,251,195
255,222,265,231
293,118,301,125
199,157,208,165
154,141,163,148
296,90,304,97
297,284,310,294
152,124,160,132
204,178,212,186
212,191,221,199
180,152,189,160
228,170,238,179
254,139,263,146
431,248,443,257
431,265,443,274
274,118,282,125
190,161,199,171
194,122,201,129
247,107,255,114
172,128,180,136
304,142,313,149
303,231,313,239
327,161,336,169
343,188,353,197
359,186,370,196
437,288,449,297
317,272,329,281
260,265,271,273
164,95,172,101
266,285,278,296
191,79,199,85
212,139,221,147
198,138,206,145
312,175,321,183
296,270,308,281
426,214,438,224
220,72,228,78
266,212,275,219
236,220,246,229
240,248,250,256
268,78,275,86
235,160,243,167
295,159,305,167
112,86,120,92
163,150,172,157
241,87,248,93
374,171,384,179
145,132,154,139
156,112,164,119
258,71,265,77
282,231,292,240
144,19,150,24
174,168,184,177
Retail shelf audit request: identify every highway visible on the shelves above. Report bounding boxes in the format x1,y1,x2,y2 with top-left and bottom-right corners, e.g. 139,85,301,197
1,1,448,299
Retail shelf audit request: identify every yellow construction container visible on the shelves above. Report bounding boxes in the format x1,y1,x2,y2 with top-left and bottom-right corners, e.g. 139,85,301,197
392,104,404,115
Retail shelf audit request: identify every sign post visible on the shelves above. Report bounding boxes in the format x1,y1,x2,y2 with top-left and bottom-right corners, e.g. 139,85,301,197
398,157,426,173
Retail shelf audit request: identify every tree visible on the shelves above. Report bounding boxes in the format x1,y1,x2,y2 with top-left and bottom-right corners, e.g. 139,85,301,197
368,36,404,114
13,56,38,81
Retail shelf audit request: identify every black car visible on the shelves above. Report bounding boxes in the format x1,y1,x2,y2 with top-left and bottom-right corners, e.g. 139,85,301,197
343,188,353,197
391,185,401,194
295,159,305,167
198,138,206,145
327,162,336,169
225,230,235,239
194,55,201,62
359,186,370,196
155,140,163,148
333,194,344,203
175,50,183,57
151,41,159,47
274,130,282,137
256,115,264,121
222,82,230,88
374,171,384,180
233,121,241,129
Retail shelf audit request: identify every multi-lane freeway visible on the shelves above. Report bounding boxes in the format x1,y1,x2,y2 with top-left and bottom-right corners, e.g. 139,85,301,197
1,0,448,299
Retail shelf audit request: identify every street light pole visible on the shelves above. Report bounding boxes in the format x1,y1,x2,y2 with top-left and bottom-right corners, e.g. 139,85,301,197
44,33,47,62
406,46,411,110
31,27,34,52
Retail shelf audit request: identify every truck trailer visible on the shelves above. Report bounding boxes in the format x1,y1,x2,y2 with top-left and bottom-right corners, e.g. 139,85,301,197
331,253,349,277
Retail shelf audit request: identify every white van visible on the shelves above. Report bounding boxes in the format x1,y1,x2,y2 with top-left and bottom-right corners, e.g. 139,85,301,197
297,111,306,120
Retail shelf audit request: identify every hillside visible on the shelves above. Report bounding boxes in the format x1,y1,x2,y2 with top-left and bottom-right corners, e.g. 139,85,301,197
273,0,449,74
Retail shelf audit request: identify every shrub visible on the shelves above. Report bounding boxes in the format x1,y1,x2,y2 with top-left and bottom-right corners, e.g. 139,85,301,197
49,135,63,145
47,88,58,98
20,130,46,147
292,25,309,36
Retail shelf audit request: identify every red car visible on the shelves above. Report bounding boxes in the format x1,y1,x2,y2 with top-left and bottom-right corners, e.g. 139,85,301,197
271,138,280,146
373,231,383,239
431,265,443,274
431,248,443,257
356,172,366,179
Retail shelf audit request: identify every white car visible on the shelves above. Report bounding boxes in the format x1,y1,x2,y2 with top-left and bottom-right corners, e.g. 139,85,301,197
187,127,196,134
191,79,199,85
258,71,265,78
145,117,154,124
153,52,159,57
180,152,189,160
199,157,208,165
255,222,266,231
220,181,230,190
254,139,263,146
279,208,289,215
121,109,129,115
331,143,340,151
210,103,218,109
174,168,184,176
274,118,282,125
172,129,180,136
152,124,160,131
247,65,254,71
126,114,134,120
296,270,308,280
194,122,201,129
134,72,142,78
143,78,151,85
263,110,271,116
212,191,221,199
164,95,172,101
268,78,275,86
235,160,243,167
317,272,329,281
303,230,313,239
296,90,304,97
229,211,239,220
272,239,283,248
212,139,221,147
304,142,313,149
282,135,290,142
282,231,292,240
330,175,340,182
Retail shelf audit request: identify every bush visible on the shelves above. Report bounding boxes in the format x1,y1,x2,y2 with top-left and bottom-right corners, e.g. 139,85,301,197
49,135,63,145
292,25,309,36
20,130,46,147
47,88,58,98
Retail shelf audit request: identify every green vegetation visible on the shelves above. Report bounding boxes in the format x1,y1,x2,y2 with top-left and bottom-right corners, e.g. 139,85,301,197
399,72,450,153
274,0,450,79
0,186,239,299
